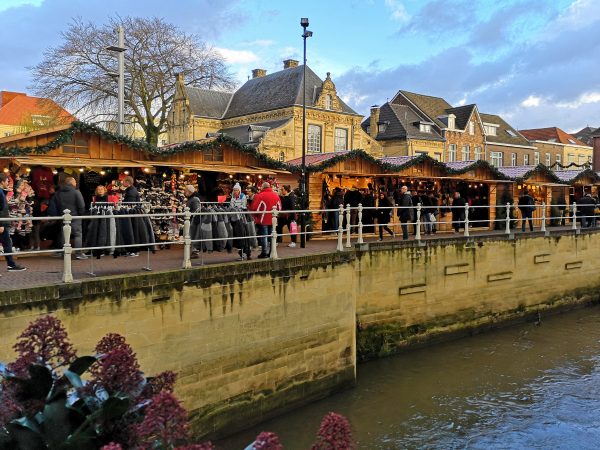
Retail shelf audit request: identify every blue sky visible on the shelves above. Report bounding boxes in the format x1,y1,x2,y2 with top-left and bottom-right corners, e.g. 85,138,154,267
1,0,599,133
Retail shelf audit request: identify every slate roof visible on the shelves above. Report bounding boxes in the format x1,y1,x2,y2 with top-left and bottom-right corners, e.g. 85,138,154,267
479,113,533,147
445,161,478,170
497,166,538,178
185,87,233,119
218,119,290,146
446,104,476,130
0,92,73,125
554,170,588,183
572,126,600,145
222,65,357,119
380,155,417,165
395,91,453,129
519,127,589,146
360,103,444,142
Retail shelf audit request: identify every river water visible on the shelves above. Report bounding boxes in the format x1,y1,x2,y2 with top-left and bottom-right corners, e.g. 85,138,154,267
219,305,600,449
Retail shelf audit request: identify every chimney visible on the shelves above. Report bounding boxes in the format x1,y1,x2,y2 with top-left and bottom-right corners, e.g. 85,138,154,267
0,91,26,107
283,59,299,69
252,69,267,79
593,134,600,172
369,105,380,138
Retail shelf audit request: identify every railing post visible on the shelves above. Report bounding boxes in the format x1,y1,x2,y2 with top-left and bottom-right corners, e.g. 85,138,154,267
572,202,577,231
415,203,422,241
62,209,73,283
345,204,352,248
182,207,192,269
505,203,511,235
540,202,546,233
357,203,364,244
337,204,344,251
464,203,470,237
271,207,279,259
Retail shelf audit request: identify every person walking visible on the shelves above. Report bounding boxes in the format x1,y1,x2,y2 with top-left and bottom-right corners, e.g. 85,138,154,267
376,191,394,241
250,182,282,258
452,191,467,233
578,192,596,228
397,185,413,240
0,174,26,273
49,176,87,259
276,185,297,248
183,185,201,258
518,189,535,232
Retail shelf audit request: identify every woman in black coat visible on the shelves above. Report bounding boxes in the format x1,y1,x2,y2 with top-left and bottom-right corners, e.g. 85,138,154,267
376,192,394,241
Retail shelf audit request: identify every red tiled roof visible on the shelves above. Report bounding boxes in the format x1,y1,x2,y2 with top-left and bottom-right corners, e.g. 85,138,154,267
519,127,588,146
0,92,74,126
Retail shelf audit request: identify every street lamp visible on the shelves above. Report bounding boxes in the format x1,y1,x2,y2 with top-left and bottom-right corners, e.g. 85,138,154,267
300,17,312,248
105,26,127,135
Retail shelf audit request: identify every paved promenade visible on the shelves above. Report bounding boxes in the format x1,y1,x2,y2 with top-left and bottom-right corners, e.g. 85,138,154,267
0,226,577,291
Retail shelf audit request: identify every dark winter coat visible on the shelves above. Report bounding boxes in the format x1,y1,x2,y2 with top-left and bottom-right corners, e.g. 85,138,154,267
376,196,393,224
397,192,413,221
123,186,141,203
343,189,362,208
452,196,467,221
50,185,85,216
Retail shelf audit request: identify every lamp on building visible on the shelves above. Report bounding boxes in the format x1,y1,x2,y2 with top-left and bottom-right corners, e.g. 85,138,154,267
300,17,312,249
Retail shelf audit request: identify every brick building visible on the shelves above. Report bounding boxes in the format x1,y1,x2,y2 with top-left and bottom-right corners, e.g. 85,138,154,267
519,127,592,168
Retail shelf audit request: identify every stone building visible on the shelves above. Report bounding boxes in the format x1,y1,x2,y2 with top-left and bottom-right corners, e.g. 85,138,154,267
519,127,592,168
479,113,536,166
167,60,380,161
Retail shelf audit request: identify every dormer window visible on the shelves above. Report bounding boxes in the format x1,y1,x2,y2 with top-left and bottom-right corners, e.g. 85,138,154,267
366,126,371,134
378,121,388,133
469,121,475,135
248,129,253,142
506,129,517,137
483,123,498,136
325,94,332,110
419,123,432,133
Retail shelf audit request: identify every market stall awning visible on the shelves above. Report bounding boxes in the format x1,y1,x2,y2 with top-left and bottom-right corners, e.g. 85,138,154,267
2,156,152,168
138,161,287,175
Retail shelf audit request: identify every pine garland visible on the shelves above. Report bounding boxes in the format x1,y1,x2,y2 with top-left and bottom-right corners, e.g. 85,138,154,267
0,121,597,184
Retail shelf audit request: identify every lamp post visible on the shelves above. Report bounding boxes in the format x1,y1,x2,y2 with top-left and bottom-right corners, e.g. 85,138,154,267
300,17,312,248
106,26,127,136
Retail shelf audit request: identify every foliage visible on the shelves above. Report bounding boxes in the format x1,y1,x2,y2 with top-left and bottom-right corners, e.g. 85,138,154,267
252,432,283,450
30,16,234,145
311,412,353,450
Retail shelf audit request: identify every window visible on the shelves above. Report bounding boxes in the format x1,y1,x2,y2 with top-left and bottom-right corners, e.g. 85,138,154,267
378,122,388,133
474,146,482,160
63,134,89,154
324,94,332,110
490,151,503,167
568,138,576,144
469,121,475,135
568,154,575,163
461,145,470,161
419,123,432,133
434,152,442,161
3,132,11,137
506,129,517,137
279,152,285,162
415,151,428,156
524,154,529,165
31,115,51,127
447,144,457,162
483,125,497,136
534,151,540,165
203,147,223,162
511,153,517,166
555,154,561,168
579,155,587,165
545,153,551,166
308,124,322,152
334,128,348,152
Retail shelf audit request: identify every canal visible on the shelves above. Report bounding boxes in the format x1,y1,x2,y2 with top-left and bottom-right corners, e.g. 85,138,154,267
219,305,600,449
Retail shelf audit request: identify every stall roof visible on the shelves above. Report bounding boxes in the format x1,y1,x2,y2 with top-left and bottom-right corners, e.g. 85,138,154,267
553,169,596,183
2,155,151,168
139,161,285,175
286,152,347,167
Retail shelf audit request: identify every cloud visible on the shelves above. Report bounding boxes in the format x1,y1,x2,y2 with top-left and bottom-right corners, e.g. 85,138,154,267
242,39,275,47
384,0,409,22
397,0,473,35
214,47,259,64
0,0,43,13
521,95,542,107
556,91,600,109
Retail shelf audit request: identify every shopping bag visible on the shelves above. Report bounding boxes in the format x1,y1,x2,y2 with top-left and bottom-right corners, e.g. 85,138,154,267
290,220,298,234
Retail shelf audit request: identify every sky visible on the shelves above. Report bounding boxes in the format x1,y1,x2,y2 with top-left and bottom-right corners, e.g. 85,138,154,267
1,0,599,133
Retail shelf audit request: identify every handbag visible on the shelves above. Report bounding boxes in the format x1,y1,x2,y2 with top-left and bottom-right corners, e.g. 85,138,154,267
290,220,298,235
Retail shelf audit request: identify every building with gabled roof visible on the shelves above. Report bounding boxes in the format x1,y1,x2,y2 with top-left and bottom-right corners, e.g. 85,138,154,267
167,60,380,161
571,126,599,146
519,127,592,169
479,113,536,166
0,91,73,138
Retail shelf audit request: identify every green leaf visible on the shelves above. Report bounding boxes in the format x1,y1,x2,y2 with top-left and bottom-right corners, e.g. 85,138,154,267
63,370,83,389
42,393,74,449
67,356,96,376
101,395,130,421
6,417,44,450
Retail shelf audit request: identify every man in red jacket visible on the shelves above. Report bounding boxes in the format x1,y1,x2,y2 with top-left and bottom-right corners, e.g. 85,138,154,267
250,182,282,258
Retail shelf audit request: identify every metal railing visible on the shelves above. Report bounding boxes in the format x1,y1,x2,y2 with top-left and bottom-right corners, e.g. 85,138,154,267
0,201,593,284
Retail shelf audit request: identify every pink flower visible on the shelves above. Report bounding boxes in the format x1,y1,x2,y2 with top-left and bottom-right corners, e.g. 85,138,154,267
100,443,123,450
311,412,353,450
140,370,177,400
174,444,215,450
253,431,283,450
90,345,144,396
95,333,129,355
134,391,190,449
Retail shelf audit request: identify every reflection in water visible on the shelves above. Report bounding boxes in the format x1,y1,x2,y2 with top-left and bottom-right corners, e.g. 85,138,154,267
219,306,600,449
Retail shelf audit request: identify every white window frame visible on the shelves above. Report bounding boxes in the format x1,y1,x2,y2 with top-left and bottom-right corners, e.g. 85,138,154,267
555,154,561,168
334,127,348,152
545,153,551,166
534,151,540,165
469,121,475,135
324,94,332,110
474,146,482,160
568,154,575,163
307,124,322,153
461,145,469,161
511,153,517,166
447,144,457,162
419,123,432,133
524,154,529,165
490,151,503,167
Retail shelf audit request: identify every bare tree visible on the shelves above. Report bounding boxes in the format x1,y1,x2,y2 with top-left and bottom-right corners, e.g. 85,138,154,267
30,16,235,146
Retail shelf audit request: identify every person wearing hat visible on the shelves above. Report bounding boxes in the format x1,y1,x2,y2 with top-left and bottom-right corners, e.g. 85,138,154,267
230,183,247,210
250,181,282,258
184,185,201,257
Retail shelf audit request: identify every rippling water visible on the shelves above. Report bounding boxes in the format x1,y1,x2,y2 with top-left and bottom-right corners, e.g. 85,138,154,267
219,306,600,449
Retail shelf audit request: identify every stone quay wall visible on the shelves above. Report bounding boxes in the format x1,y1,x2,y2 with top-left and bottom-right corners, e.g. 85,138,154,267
1,230,600,438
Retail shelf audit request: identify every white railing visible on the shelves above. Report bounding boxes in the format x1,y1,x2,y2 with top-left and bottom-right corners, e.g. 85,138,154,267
0,201,592,284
